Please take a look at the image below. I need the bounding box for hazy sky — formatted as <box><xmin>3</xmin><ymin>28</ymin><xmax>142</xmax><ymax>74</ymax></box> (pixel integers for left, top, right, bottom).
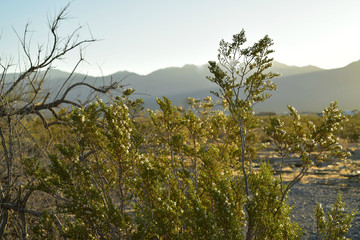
<box><xmin>1</xmin><ymin>0</ymin><xmax>359</xmax><ymax>76</ymax></box>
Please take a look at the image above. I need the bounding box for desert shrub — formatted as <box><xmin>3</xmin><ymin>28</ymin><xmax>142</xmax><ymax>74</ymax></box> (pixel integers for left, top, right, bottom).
<box><xmin>6</xmin><ymin>26</ymin><xmax>355</xmax><ymax>239</ymax></box>
<box><xmin>246</xmin><ymin>162</ymin><xmax>302</xmax><ymax>239</ymax></box>
<box><xmin>315</xmin><ymin>192</ymin><xmax>356</xmax><ymax>240</ymax></box>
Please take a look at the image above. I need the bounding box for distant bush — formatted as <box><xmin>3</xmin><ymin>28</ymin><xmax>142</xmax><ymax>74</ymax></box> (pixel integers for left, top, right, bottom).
<box><xmin>338</xmin><ymin>113</ymin><xmax>360</xmax><ymax>142</ymax></box>
<box><xmin>255</xmin><ymin>112</ymin><xmax>276</xmax><ymax>116</ymax></box>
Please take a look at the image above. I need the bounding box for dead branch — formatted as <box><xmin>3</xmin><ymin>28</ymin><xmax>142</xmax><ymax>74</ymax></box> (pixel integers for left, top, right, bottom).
<box><xmin>0</xmin><ymin>4</ymin><xmax>120</xmax><ymax>238</ymax></box>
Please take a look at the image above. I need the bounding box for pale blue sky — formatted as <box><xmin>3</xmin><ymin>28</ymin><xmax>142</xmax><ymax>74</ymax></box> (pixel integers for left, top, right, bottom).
<box><xmin>1</xmin><ymin>0</ymin><xmax>359</xmax><ymax>76</ymax></box>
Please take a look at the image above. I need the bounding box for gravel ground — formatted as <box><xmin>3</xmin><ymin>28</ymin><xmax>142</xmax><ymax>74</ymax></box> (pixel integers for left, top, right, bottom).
<box><xmin>288</xmin><ymin>181</ymin><xmax>360</xmax><ymax>239</ymax></box>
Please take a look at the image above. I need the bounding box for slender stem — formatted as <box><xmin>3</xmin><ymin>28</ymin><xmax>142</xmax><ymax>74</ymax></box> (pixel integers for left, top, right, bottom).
<box><xmin>0</xmin><ymin>208</ymin><xmax>9</xmax><ymax>237</ymax></box>
<box><xmin>281</xmin><ymin>167</ymin><xmax>309</xmax><ymax>203</ymax></box>
<box><xmin>239</xmin><ymin>122</ymin><xmax>249</xmax><ymax>196</ymax></box>
<box><xmin>20</xmin><ymin>211</ymin><xmax>27</xmax><ymax>240</ymax></box>
<box><xmin>193</xmin><ymin>133</ymin><xmax>198</xmax><ymax>194</ymax></box>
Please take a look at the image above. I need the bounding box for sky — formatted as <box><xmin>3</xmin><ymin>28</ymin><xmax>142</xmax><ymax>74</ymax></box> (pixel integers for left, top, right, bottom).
<box><xmin>1</xmin><ymin>0</ymin><xmax>359</xmax><ymax>76</ymax></box>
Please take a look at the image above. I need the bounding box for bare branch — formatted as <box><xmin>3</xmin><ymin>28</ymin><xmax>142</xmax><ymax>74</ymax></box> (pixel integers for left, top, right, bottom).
<box><xmin>0</xmin><ymin>5</ymin><xmax>122</xmax><ymax>239</ymax></box>
<box><xmin>3</xmin><ymin>4</ymin><xmax>96</xmax><ymax>100</ymax></box>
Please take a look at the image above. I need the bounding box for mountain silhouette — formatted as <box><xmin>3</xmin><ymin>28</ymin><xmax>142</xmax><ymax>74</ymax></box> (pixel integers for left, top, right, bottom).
<box><xmin>257</xmin><ymin>60</ymin><xmax>360</xmax><ymax>113</ymax></box>
<box><xmin>9</xmin><ymin>60</ymin><xmax>359</xmax><ymax>113</ymax></box>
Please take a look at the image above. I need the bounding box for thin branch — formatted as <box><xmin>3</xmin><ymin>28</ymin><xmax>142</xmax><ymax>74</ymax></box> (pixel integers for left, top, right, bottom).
<box><xmin>281</xmin><ymin>167</ymin><xmax>309</xmax><ymax>203</ymax></box>
<box><xmin>3</xmin><ymin>4</ymin><xmax>96</xmax><ymax>100</ymax></box>
<box><xmin>53</xmin><ymin>57</ymin><xmax>83</xmax><ymax>101</ymax></box>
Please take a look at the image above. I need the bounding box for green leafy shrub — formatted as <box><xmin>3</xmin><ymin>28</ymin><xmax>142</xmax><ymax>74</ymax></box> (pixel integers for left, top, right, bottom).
<box><xmin>20</xmin><ymin>30</ymin><xmax>355</xmax><ymax>239</ymax></box>
<box><xmin>315</xmin><ymin>192</ymin><xmax>356</xmax><ymax>240</ymax></box>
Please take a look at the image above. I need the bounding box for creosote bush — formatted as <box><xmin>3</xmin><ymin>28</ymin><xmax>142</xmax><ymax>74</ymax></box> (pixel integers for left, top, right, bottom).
<box><xmin>315</xmin><ymin>192</ymin><xmax>355</xmax><ymax>240</ymax></box>
<box><xmin>26</xmin><ymin>92</ymin><xmax>353</xmax><ymax>239</ymax></box>
<box><xmin>1</xmin><ymin>14</ymin><xmax>355</xmax><ymax>239</ymax></box>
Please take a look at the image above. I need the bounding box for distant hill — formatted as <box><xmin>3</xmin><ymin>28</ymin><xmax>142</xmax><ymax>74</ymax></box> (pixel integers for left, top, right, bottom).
<box><xmin>116</xmin><ymin>61</ymin><xmax>327</xmax><ymax>110</ymax></box>
<box><xmin>6</xmin><ymin>60</ymin><xmax>360</xmax><ymax>113</ymax></box>
<box><xmin>257</xmin><ymin>60</ymin><xmax>360</xmax><ymax>113</ymax></box>
<box><xmin>271</xmin><ymin>61</ymin><xmax>323</xmax><ymax>77</ymax></box>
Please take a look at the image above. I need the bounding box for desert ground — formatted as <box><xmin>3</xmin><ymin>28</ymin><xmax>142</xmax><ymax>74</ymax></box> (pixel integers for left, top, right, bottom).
<box><xmin>259</xmin><ymin>143</ymin><xmax>360</xmax><ymax>239</ymax></box>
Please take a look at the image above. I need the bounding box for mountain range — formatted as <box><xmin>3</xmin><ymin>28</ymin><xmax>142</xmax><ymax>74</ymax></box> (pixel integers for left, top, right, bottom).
<box><xmin>30</xmin><ymin>60</ymin><xmax>360</xmax><ymax>114</ymax></box>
